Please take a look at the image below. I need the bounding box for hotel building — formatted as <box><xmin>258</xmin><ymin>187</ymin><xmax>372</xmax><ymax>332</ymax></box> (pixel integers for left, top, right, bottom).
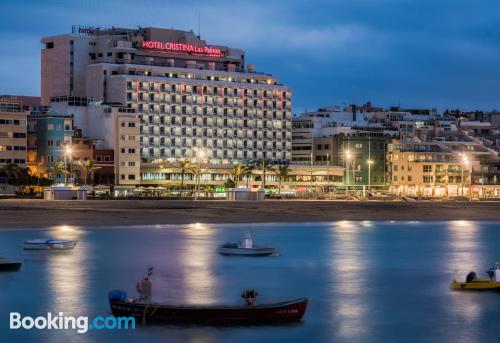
<box><xmin>41</xmin><ymin>26</ymin><xmax>292</xmax><ymax>167</ymax></box>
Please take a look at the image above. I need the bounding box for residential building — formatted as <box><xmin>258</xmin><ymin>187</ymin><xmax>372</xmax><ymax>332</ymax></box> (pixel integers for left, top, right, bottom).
<box><xmin>388</xmin><ymin>141</ymin><xmax>471</xmax><ymax>197</ymax></box>
<box><xmin>0</xmin><ymin>96</ymin><xmax>28</xmax><ymax>194</ymax></box>
<box><xmin>27</xmin><ymin>111</ymin><xmax>73</xmax><ymax>181</ymax></box>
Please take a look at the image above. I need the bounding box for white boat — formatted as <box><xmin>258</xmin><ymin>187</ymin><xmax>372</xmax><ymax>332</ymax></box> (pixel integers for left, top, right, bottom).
<box><xmin>219</xmin><ymin>233</ymin><xmax>279</xmax><ymax>256</ymax></box>
<box><xmin>23</xmin><ymin>239</ymin><xmax>77</xmax><ymax>250</ymax></box>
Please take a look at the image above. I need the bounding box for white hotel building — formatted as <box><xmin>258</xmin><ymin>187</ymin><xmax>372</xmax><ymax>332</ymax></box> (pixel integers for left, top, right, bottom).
<box><xmin>41</xmin><ymin>26</ymin><xmax>292</xmax><ymax>167</ymax></box>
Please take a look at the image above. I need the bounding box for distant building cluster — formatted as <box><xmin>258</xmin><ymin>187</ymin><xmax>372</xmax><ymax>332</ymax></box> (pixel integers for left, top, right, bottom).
<box><xmin>1</xmin><ymin>25</ymin><xmax>499</xmax><ymax>198</ymax></box>
<box><xmin>292</xmin><ymin>103</ymin><xmax>500</xmax><ymax>198</ymax></box>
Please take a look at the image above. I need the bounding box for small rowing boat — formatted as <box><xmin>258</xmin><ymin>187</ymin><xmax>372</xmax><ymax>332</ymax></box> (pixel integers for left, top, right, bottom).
<box><xmin>109</xmin><ymin>290</ymin><xmax>307</xmax><ymax>325</ymax></box>
<box><xmin>23</xmin><ymin>239</ymin><xmax>77</xmax><ymax>250</ymax></box>
<box><xmin>109</xmin><ymin>267</ymin><xmax>307</xmax><ymax>325</ymax></box>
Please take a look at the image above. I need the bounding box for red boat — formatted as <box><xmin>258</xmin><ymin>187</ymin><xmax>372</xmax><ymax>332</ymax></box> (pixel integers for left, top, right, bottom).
<box><xmin>108</xmin><ymin>290</ymin><xmax>308</xmax><ymax>325</ymax></box>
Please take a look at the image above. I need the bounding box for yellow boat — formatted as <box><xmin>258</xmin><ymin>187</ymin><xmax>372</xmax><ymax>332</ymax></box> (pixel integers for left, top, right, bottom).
<box><xmin>451</xmin><ymin>267</ymin><xmax>500</xmax><ymax>290</ymax></box>
<box><xmin>451</xmin><ymin>279</ymin><xmax>500</xmax><ymax>290</ymax></box>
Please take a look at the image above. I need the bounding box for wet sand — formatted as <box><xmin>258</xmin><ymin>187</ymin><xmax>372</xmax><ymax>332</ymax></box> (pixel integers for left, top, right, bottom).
<box><xmin>0</xmin><ymin>199</ymin><xmax>499</xmax><ymax>228</ymax></box>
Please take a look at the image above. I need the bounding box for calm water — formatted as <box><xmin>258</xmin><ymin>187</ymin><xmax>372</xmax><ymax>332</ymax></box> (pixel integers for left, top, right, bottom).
<box><xmin>1</xmin><ymin>221</ymin><xmax>500</xmax><ymax>343</ymax></box>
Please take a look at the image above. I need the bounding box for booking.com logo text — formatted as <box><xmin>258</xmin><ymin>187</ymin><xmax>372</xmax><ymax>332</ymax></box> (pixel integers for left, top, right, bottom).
<box><xmin>10</xmin><ymin>312</ymin><xmax>135</xmax><ymax>334</ymax></box>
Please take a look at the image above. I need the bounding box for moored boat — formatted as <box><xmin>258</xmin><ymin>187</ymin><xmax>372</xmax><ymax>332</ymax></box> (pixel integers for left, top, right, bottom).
<box><xmin>0</xmin><ymin>258</ymin><xmax>22</xmax><ymax>272</ymax></box>
<box><xmin>23</xmin><ymin>239</ymin><xmax>77</xmax><ymax>250</ymax></box>
<box><xmin>108</xmin><ymin>290</ymin><xmax>308</xmax><ymax>325</ymax></box>
<box><xmin>451</xmin><ymin>263</ymin><xmax>500</xmax><ymax>291</ymax></box>
<box><xmin>109</xmin><ymin>268</ymin><xmax>307</xmax><ymax>325</ymax></box>
<box><xmin>218</xmin><ymin>232</ymin><xmax>279</xmax><ymax>256</ymax></box>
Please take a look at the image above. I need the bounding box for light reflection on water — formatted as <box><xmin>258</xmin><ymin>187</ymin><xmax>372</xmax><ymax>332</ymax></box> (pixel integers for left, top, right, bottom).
<box><xmin>446</xmin><ymin>221</ymin><xmax>485</xmax><ymax>341</ymax></box>
<box><xmin>180</xmin><ymin>223</ymin><xmax>218</xmax><ymax>305</ymax></box>
<box><xmin>1</xmin><ymin>222</ymin><xmax>500</xmax><ymax>343</ymax></box>
<box><xmin>330</xmin><ymin>221</ymin><xmax>369</xmax><ymax>340</ymax></box>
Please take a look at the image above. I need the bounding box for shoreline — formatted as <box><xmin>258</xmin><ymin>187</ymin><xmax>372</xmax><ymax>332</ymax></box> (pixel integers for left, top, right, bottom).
<box><xmin>1</xmin><ymin>199</ymin><xmax>500</xmax><ymax>228</ymax></box>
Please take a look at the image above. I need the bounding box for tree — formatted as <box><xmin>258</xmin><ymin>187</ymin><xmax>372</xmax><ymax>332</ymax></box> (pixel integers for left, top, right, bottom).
<box><xmin>203</xmin><ymin>185</ymin><xmax>214</xmax><ymax>198</ymax></box>
<box><xmin>231</xmin><ymin>163</ymin><xmax>250</xmax><ymax>188</ymax></box>
<box><xmin>49</xmin><ymin>161</ymin><xmax>67</xmax><ymax>181</ymax></box>
<box><xmin>76</xmin><ymin>159</ymin><xmax>101</xmax><ymax>185</ymax></box>
<box><xmin>175</xmin><ymin>158</ymin><xmax>191</xmax><ymax>189</ymax></box>
<box><xmin>0</xmin><ymin>164</ymin><xmax>52</xmax><ymax>192</ymax></box>
<box><xmin>243</xmin><ymin>164</ymin><xmax>255</xmax><ymax>188</ymax></box>
<box><xmin>256</xmin><ymin>159</ymin><xmax>274</xmax><ymax>190</ymax></box>
<box><xmin>0</xmin><ymin>163</ymin><xmax>23</xmax><ymax>182</ymax></box>
<box><xmin>224</xmin><ymin>178</ymin><xmax>236</xmax><ymax>189</ymax></box>
<box><xmin>274</xmin><ymin>165</ymin><xmax>290</xmax><ymax>194</ymax></box>
<box><xmin>187</xmin><ymin>164</ymin><xmax>206</xmax><ymax>199</ymax></box>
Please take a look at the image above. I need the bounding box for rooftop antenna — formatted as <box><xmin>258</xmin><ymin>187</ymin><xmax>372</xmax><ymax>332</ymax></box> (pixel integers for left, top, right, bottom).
<box><xmin>198</xmin><ymin>12</ymin><xmax>201</xmax><ymax>38</ymax></box>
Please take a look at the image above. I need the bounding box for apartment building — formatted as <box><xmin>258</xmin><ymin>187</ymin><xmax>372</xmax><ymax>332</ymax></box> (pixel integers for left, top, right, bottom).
<box><xmin>388</xmin><ymin>141</ymin><xmax>470</xmax><ymax>197</ymax></box>
<box><xmin>0</xmin><ymin>97</ymin><xmax>28</xmax><ymax>166</ymax></box>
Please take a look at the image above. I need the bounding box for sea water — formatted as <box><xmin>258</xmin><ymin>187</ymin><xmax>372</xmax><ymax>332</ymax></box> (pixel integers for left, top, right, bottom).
<box><xmin>1</xmin><ymin>221</ymin><xmax>499</xmax><ymax>343</ymax></box>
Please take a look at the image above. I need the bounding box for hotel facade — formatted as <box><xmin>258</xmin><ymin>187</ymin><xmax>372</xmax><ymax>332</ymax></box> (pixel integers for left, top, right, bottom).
<box><xmin>41</xmin><ymin>26</ymin><xmax>292</xmax><ymax>170</ymax></box>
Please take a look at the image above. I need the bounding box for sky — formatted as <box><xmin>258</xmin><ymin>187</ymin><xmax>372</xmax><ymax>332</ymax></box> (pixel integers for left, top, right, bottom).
<box><xmin>0</xmin><ymin>0</ymin><xmax>499</xmax><ymax>113</ymax></box>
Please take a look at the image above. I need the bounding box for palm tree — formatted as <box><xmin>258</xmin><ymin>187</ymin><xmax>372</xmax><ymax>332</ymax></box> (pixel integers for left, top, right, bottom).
<box><xmin>274</xmin><ymin>165</ymin><xmax>290</xmax><ymax>194</ymax></box>
<box><xmin>49</xmin><ymin>161</ymin><xmax>67</xmax><ymax>182</ymax></box>
<box><xmin>76</xmin><ymin>159</ymin><xmax>101</xmax><ymax>185</ymax></box>
<box><xmin>243</xmin><ymin>164</ymin><xmax>255</xmax><ymax>188</ymax></box>
<box><xmin>203</xmin><ymin>185</ymin><xmax>214</xmax><ymax>198</ymax></box>
<box><xmin>175</xmin><ymin>157</ymin><xmax>191</xmax><ymax>189</ymax></box>
<box><xmin>0</xmin><ymin>163</ymin><xmax>23</xmax><ymax>181</ymax></box>
<box><xmin>231</xmin><ymin>163</ymin><xmax>248</xmax><ymax>188</ymax></box>
<box><xmin>187</xmin><ymin>164</ymin><xmax>206</xmax><ymax>199</ymax></box>
<box><xmin>256</xmin><ymin>159</ymin><xmax>274</xmax><ymax>190</ymax></box>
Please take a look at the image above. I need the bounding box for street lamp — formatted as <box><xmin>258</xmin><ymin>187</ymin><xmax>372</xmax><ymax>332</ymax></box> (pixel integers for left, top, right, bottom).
<box><xmin>344</xmin><ymin>149</ymin><xmax>352</xmax><ymax>195</ymax></box>
<box><xmin>64</xmin><ymin>145</ymin><xmax>73</xmax><ymax>186</ymax></box>
<box><xmin>326</xmin><ymin>152</ymin><xmax>330</xmax><ymax>196</ymax></box>
<box><xmin>367</xmin><ymin>159</ymin><xmax>374</xmax><ymax>195</ymax></box>
<box><xmin>193</xmin><ymin>147</ymin><xmax>208</xmax><ymax>199</ymax></box>
<box><xmin>461</xmin><ymin>153</ymin><xmax>469</xmax><ymax>197</ymax></box>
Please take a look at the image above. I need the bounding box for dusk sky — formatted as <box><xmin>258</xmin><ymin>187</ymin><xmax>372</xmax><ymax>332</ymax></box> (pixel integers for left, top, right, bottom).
<box><xmin>1</xmin><ymin>0</ymin><xmax>499</xmax><ymax>113</ymax></box>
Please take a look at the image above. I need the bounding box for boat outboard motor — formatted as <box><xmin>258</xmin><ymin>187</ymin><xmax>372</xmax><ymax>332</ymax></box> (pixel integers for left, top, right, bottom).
<box><xmin>109</xmin><ymin>290</ymin><xmax>127</xmax><ymax>303</ymax></box>
<box><xmin>487</xmin><ymin>263</ymin><xmax>500</xmax><ymax>281</ymax></box>
<box><xmin>241</xmin><ymin>289</ymin><xmax>258</xmax><ymax>306</ymax></box>
<box><xmin>466</xmin><ymin>271</ymin><xmax>478</xmax><ymax>283</ymax></box>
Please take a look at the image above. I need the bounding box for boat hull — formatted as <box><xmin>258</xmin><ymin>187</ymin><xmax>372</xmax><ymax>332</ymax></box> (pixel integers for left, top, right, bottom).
<box><xmin>109</xmin><ymin>297</ymin><xmax>308</xmax><ymax>325</ymax></box>
<box><xmin>450</xmin><ymin>279</ymin><xmax>500</xmax><ymax>290</ymax></box>
<box><xmin>24</xmin><ymin>240</ymin><xmax>77</xmax><ymax>250</ymax></box>
<box><xmin>0</xmin><ymin>261</ymin><xmax>22</xmax><ymax>272</ymax></box>
<box><xmin>218</xmin><ymin>247</ymin><xmax>279</xmax><ymax>256</ymax></box>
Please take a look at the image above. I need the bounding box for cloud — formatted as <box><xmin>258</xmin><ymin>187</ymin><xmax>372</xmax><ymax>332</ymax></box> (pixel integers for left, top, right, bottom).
<box><xmin>0</xmin><ymin>0</ymin><xmax>499</xmax><ymax>111</ymax></box>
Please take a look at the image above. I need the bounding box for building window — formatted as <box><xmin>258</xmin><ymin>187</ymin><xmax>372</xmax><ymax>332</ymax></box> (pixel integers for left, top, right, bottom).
<box><xmin>423</xmin><ymin>165</ymin><xmax>432</xmax><ymax>173</ymax></box>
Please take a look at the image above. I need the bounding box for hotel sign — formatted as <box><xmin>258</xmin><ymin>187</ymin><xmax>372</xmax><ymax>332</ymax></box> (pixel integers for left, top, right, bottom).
<box><xmin>142</xmin><ymin>41</ymin><xmax>223</xmax><ymax>58</ymax></box>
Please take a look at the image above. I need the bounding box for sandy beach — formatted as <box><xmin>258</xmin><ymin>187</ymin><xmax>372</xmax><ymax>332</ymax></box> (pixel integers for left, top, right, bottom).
<box><xmin>0</xmin><ymin>199</ymin><xmax>499</xmax><ymax>228</ymax></box>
